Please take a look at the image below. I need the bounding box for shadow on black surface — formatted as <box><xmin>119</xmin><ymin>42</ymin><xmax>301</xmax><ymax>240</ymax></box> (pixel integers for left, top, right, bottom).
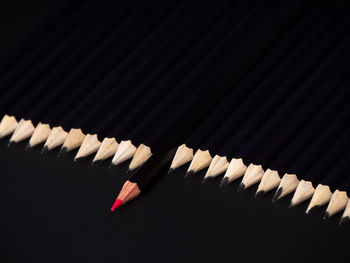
<box><xmin>0</xmin><ymin>139</ymin><xmax>348</xmax><ymax>263</ymax></box>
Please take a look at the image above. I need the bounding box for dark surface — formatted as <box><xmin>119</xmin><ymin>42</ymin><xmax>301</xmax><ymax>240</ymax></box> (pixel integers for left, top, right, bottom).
<box><xmin>0</xmin><ymin>138</ymin><xmax>348</xmax><ymax>263</ymax></box>
<box><xmin>0</xmin><ymin>1</ymin><xmax>349</xmax><ymax>263</ymax></box>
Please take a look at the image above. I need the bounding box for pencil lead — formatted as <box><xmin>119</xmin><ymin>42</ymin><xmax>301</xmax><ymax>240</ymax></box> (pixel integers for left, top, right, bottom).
<box><xmin>57</xmin><ymin>147</ymin><xmax>67</xmax><ymax>157</ymax></box>
<box><xmin>339</xmin><ymin>216</ymin><xmax>350</xmax><ymax>225</ymax></box>
<box><xmin>272</xmin><ymin>173</ymin><xmax>299</xmax><ymax>202</ymax></box>
<box><xmin>240</xmin><ymin>163</ymin><xmax>264</xmax><ymax>190</ymax></box>
<box><xmin>111</xmin><ymin>198</ymin><xmax>123</xmax><ymax>211</ymax></box>
<box><xmin>325</xmin><ymin>190</ymin><xmax>348</xmax><ymax>219</ymax></box>
<box><xmin>202</xmin><ymin>177</ymin><xmax>209</xmax><ymax>184</ymax></box>
<box><xmin>323</xmin><ymin>212</ymin><xmax>329</xmax><ymax>220</ymax></box>
<box><xmin>169</xmin><ymin>144</ymin><xmax>194</xmax><ymax>172</ymax></box>
<box><xmin>9</xmin><ymin>119</ymin><xmax>35</xmax><ymax>144</ymax></box>
<box><xmin>25</xmin><ymin>143</ymin><xmax>30</xmax><ymax>150</ymax></box>
<box><xmin>306</xmin><ymin>205</ymin><xmax>320</xmax><ymax>215</ymax></box>
<box><xmin>255</xmin><ymin>190</ymin><xmax>265</xmax><ymax>198</ymax></box>
<box><xmin>340</xmin><ymin>200</ymin><xmax>350</xmax><ymax>225</ymax></box>
<box><xmin>0</xmin><ymin>115</ymin><xmax>18</xmax><ymax>139</ymax></box>
<box><xmin>306</xmin><ymin>184</ymin><xmax>332</xmax><ymax>214</ymax></box>
<box><xmin>219</xmin><ymin>177</ymin><xmax>229</xmax><ymax>187</ymax></box>
<box><xmin>256</xmin><ymin>169</ymin><xmax>280</xmax><ymax>195</ymax></box>
<box><xmin>272</xmin><ymin>188</ymin><xmax>283</xmax><ymax>203</ymax></box>
<box><xmin>129</xmin><ymin>144</ymin><xmax>152</xmax><ymax>171</ymax></box>
<box><xmin>204</xmin><ymin>155</ymin><xmax>229</xmax><ymax>181</ymax></box>
<box><xmin>110</xmin><ymin>181</ymin><xmax>141</xmax><ymax>212</ymax></box>
<box><xmin>93</xmin><ymin>137</ymin><xmax>118</xmax><ymax>163</ymax></box>
<box><xmin>186</xmin><ymin>149</ymin><xmax>212</xmax><ymax>175</ymax></box>
<box><xmin>61</xmin><ymin>128</ymin><xmax>86</xmax><ymax>153</ymax></box>
<box><xmin>168</xmin><ymin>168</ymin><xmax>174</xmax><ymax>175</ymax></box>
<box><xmin>238</xmin><ymin>183</ymin><xmax>245</xmax><ymax>192</ymax></box>
<box><xmin>74</xmin><ymin>134</ymin><xmax>101</xmax><ymax>160</ymax></box>
<box><xmin>184</xmin><ymin>170</ymin><xmax>194</xmax><ymax>178</ymax></box>
<box><xmin>28</xmin><ymin>123</ymin><xmax>51</xmax><ymax>148</ymax></box>
<box><xmin>111</xmin><ymin>140</ymin><xmax>137</xmax><ymax>166</ymax></box>
<box><xmin>41</xmin><ymin>145</ymin><xmax>49</xmax><ymax>154</ymax></box>
<box><xmin>7</xmin><ymin>141</ymin><xmax>15</xmax><ymax>147</ymax></box>
<box><xmin>43</xmin><ymin>126</ymin><xmax>68</xmax><ymax>151</ymax></box>
<box><xmin>290</xmin><ymin>180</ymin><xmax>315</xmax><ymax>208</ymax></box>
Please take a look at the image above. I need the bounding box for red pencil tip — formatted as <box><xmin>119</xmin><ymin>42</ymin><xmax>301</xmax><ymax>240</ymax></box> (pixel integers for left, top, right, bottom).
<box><xmin>110</xmin><ymin>198</ymin><xmax>123</xmax><ymax>211</ymax></box>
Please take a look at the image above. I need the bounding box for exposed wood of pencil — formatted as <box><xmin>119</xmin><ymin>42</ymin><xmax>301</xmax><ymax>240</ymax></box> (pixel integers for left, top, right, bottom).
<box><xmin>220</xmin><ymin>158</ymin><xmax>247</xmax><ymax>186</ymax></box>
<box><xmin>169</xmin><ymin>144</ymin><xmax>193</xmax><ymax>172</ymax></box>
<box><xmin>28</xmin><ymin>122</ymin><xmax>51</xmax><ymax>147</ymax></box>
<box><xmin>239</xmin><ymin>163</ymin><xmax>264</xmax><ymax>191</ymax></box>
<box><xmin>256</xmin><ymin>169</ymin><xmax>280</xmax><ymax>197</ymax></box>
<box><xmin>92</xmin><ymin>137</ymin><xmax>119</xmax><ymax>163</ymax></box>
<box><xmin>43</xmin><ymin>126</ymin><xmax>68</xmax><ymax>152</ymax></box>
<box><xmin>290</xmin><ymin>180</ymin><xmax>315</xmax><ymax>208</ymax></box>
<box><xmin>203</xmin><ymin>155</ymin><xmax>229</xmax><ymax>181</ymax></box>
<box><xmin>272</xmin><ymin>173</ymin><xmax>299</xmax><ymax>203</ymax></box>
<box><xmin>111</xmin><ymin>140</ymin><xmax>137</xmax><ymax>166</ymax></box>
<box><xmin>9</xmin><ymin>119</ymin><xmax>35</xmax><ymax>144</ymax></box>
<box><xmin>61</xmin><ymin>128</ymin><xmax>86</xmax><ymax>153</ymax></box>
<box><xmin>128</xmin><ymin>144</ymin><xmax>153</xmax><ymax>172</ymax></box>
<box><xmin>74</xmin><ymin>134</ymin><xmax>101</xmax><ymax>161</ymax></box>
<box><xmin>324</xmin><ymin>190</ymin><xmax>349</xmax><ymax>219</ymax></box>
<box><xmin>305</xmin><ymin>184</ymin><xmax>332</xmax><ymax>214</ymax></box>
<box><xmin>186</xmin><ymin>149</ymin><xmax>212</xmax><ymax>176</ymax></box>
<box><xmin>0</xmin><ymin>115</ymin><xmax>18</xmax><ymax>138</ymax></box>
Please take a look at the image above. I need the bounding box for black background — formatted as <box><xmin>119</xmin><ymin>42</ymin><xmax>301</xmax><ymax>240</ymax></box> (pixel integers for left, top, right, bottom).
<box><xmin>0</xmin><ymin>1</ymin><xmax>349</xmax><ymax>263</ymax></box>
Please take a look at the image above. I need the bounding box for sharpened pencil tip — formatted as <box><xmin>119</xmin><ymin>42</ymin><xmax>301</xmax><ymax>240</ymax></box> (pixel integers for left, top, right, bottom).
<box><xmin>219</xmin><ymin>177</ymin><xmax>229</xmax><ymax>187</ymax></box>
<box><xmin>202</xmin><ymin>177</ymin><xmax>208</xmax><ymax>184</ymax></box>
<box><xmin>272</xmin><ymin>187</ymin><xmax>283</xmax><ymax>203</ymax></box>
<box><xmin>238</xmin><ymin>183</ymin><xmax>245</xmax><ymax>192</ymax></box>
<box><xmin>255</xmin><ymin>190</ymin><xmax>265</xmax><ymax>198</ymax></box>
<box><xmin>126</xmin><ymin>168</ymin><xmax>131</xmax><ymax>174</ymax></box>
<box><xmin>57</xmin><ymin>147</ymin><xmax>67</xmax><ymax>157</ymax></box>
<box><xmin>7</xmin><ymin>141</ymin><xmax>15</xmax><ymax>147</ymax></box>
<box><xmin>289</xmin><ymin>202</ymin><xmax>294</xmax><ymax>209</ymax></box>
<box><xmin>339</xmin><ymin>216</ymin><xmax>350</xmax><ymax>226</ymax></box>
<box><xmin>25</xmin><ymin>143</ymin><xmax>30</xmax><ymax>151</ymax></box>
<box><xmin>108</xmin><ymin>162</ymin><xmax>114</xmax><ymax>169</ymax></box>
<box><xmin>323</xmin><ymin>212</ymin><xmax>330</xmax><ymax>220</ymax></box>
<box><xmin>168</xmin><ymin>168</ymin><xmax>174</xmax><ymax>175</ymax></box>
<box><xmin>110</xmin><ymin>198</ymin><xmax>123</xmax><ymax>211</ymax></box>
<box><xmin>41</xmin><ymin>146</ymin><xmax>48</xmax><ymax>154</ymax></box>
<box><xmin>306</xmin><ymin>205</ymin><xmax>319</xmax><ymax>215</ymax></box>
<box><xmin>184</xmin><ymin>170</ymin><xmax>194</xmax><ymax>178</ymax></box>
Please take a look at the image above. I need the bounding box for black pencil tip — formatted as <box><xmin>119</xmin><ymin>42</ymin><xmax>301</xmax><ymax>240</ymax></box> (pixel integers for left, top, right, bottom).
<box><xmin>219</xmin><ymin>177</ymin><xmax>229</xmax><ymax>187</ymax></box>
<box><xmin>108</xmin><ymin>163</ymin><xmax>114</xmax><ymax>169</ymax></box>
<box><xmin>307</xmin><ymin>205</ymin><xmax>320</xmax><ymax>215</ymax></box>
<box><xmin>7</xmin><ymin>141</ymin><xmax>15</xmax><ymax>147</ymax></box>
<box><xmin>184</xmin><ymin>170</ymin><xmax>194</xmax><ymax>178</ymax></box>
<box><xmin>57</xmin><ymin>147</ymin><xmax>67</xmax><ymax>157</ymax></box>
<box><xmin>237</xmin><ymin>183</ymin><xmax>245</xmax><ymax>192</ymax></box>
<box><xmin>272</xmin><ymin>188</ymin><xmax>283</xmax><ymax>203</ymax></box>
<box><xmin>126</xmin><ymin>168</ymin><xmax>133</xmax><ymax>174</ymax></box>
<box><xmin>339</xmin><ymin>216</ymin><xmax>350</xmax><ymax>226</ymax></box>
<box><xmin>202</xmin><ymin>177</ymin><xmax>208</xmax><ymax>184</ymax></box>
<box><xmin>255</xmin><ymin>190</ymin><xmax>265</xmax><ymax>198</ymax></box>
<box><xmin>289</xmin><ymin>202</ymin><xmax>294</xmax><ymax>209</ymax></box>
<box><xmin>323</xmin><ymin>212</ymin><xmax>330</xmax><ymax>220</ymax></box>
<box><xmin>168</xmin><ymin>168</ymin><xmax>174</xmax><ymax>175</ymax></box>
<box><xmin>41</xmin><ymin>146</ymin><xmax>48</xmax><ymax>154</ymax></box>
<box><xmin>25</xmin><ymin>143</ymin><xmax>31</xmax><ymax>151</ymax></box>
